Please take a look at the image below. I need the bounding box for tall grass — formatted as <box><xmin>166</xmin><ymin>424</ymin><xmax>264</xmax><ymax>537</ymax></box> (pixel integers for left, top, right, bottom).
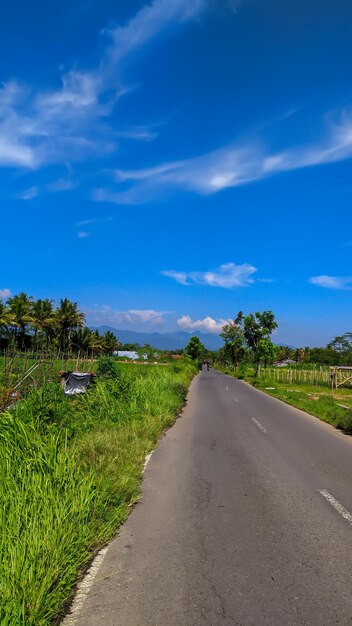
<box><xmin>0</xmin><ymin>360</ymin><xmax>196</xmax><ymax>625</ymax></box>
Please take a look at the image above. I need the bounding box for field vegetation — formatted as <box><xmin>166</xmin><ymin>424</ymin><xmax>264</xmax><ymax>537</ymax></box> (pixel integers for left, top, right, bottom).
<box><xmin>215</xmin><ymin>311</ymin><xmax>352</xmax><ymax>433</ymax></box>
<box><xmin>0</xmin><ymin>358</ymin><xmax>196</xmax><ymax>625</ymax></box>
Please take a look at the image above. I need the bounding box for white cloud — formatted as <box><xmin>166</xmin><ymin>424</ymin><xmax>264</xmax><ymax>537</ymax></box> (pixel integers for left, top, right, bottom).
<box><xmin>177</xmin><ymin>315</ymin><xmax>231</xmax><ymax>334</ymax></box>
<box><xmin>0</xmin><ymin>288</ymin><xmax>11</xmax><ymax>299</ymax></box>
<box><xmin>16</xmin><ymin>186</ymin><xmax>38</xmax><ymax>200</ymax></box>
<box><xmin>0</xmin><ymin>0</ymin><xmax>206</xmax><ymax>170</ymax></box>
<box><xmin>85</xmin><ymin>305</ymin><xmax>168</xmax><ymax>329</ymax></box>
<box><xmin>161</xmin><ymin>270</ymin><xmax>189</xmax><ymax>286</ymax></box>
<box><xmin>162</xmin><ymin>262</ymin><xmax>257</xmax><ymax>288</ymax></box>
<box><xmin>309</xmin><ymin>275</ymin><xmax>352</xmax><ymax>290</ymax></box>
<box><xmin>76</xmin><ymin>216</ymin><xmax>114</xmax><ymax>226</ymax></box>
<box><xmin>46</xmin><ymin>178</ymin><xmax>76</xmax><ymax>192</ymax></box>
<box><xmin>77</xmin><ymin>231</ymin><xmax>90</xmax><ymax>238</ymax></box>
<box><xmin>77</xmin><ymin>219</ymin><xmax>96</xmax><ymax>226</ymax></box>
<box><xmin>95</xmin><ymin>109</ymin><xmax>352</xmax><ymax>204</ymax></box>
<box><xmin>127</xmin><ymin>309</ymin><xmax>167</xmax><ymax>325</ymax></box>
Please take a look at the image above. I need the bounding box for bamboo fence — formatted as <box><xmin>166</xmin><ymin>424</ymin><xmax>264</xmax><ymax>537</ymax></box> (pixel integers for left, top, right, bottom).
<box><xmin>259</xmin><ymin>367</ymin><xmax>331</xmax><ymax>386</ymax></box>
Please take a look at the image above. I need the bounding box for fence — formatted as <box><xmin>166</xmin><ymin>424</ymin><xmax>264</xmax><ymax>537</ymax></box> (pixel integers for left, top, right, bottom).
<box><xmin>258</xmin><ymin>367</ymin><xmax>331</xmax><ymax>386</ymax></box>
<box><xmin>0</xmin><ymin>351</ymin><xmax>97</xmax><ymax>410</ymax></box>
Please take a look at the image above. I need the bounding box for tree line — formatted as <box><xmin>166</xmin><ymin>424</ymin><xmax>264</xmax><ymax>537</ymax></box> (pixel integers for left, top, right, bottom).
<box><xmin>2</xmin><ymin>295</ymin><xmax>351</xmax><ymax>366</ymax></box>
<box><xmin>185</xmin><ymin>310</ymin><xmax>352</xmax><ymax>370</ymax></box>
<box><xmin>0</xmin><ymin>293</ymin><xmax>119</xmax><ymax>355</ymax></box>
<box><xmin>183</xmin><ymin>310</ymin><xmax>278</xmax><ymax>374</ymax></box>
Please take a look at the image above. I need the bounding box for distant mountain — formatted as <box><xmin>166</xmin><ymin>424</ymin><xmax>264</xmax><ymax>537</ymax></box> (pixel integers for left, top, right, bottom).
<box><xmin>91</xmin><ymin>326</ymin><xmax>223</xmax><ymax>351</ymax></box>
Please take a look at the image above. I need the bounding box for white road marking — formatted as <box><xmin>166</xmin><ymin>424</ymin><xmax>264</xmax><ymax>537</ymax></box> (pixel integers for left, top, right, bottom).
<box><xmin>143</xmin><ymin>450</ymin><xmax>154</xmax><ymax>474</ymax></box>
<box><xmin>233</xmin><ymin>395</ymin><xmax>239</xmax><ymax>403</ymax></box>
<box><xmin>226</xmin><ymin>386</ymin><xmax>229</xmax><ymax>391</ymax></box>
<box><xmin>61</xmin><ymin>546</ymin><xmax>109</xmax><ymax>625</ymax></box>
<box><xmin>319</xmin><ymin>489</ymin><xmax>352</xmax><ymax>526</ymax></box>
<box><xmin>251</xmin><ymin>418</ymin><xmax>267</xmax><ymax>434</ymax></box>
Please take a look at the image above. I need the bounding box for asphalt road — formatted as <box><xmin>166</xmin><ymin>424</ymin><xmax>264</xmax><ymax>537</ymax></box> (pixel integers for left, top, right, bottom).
<box><xmin>69</xmin><ymin>369</ymin><xmax>352</xmax><ymax>625</ymax></box>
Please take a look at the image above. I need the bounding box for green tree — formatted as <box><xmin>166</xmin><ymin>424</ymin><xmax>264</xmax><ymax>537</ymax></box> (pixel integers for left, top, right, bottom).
<box><xmin>7</xmin><ymin>292</ymin><xmax>34</xmax><ymax>350</ymax></box>
<box><xmin>243</xmin><ymin>310</ymin><xmax>278</xmax><ymax>375</ymax></box>
<box><xmin>185</xmin><ymin>336</ymin><xmax>205</xmax><ymax>362</ymax></box>
<box><xmin>71</xmin><ymin>328</ymin><xmax>95</xmax><ymax>354</ymax></box>
<box><xmin>327</xmin><ymin>333</ymin><xmax>352</xmax><ymax>365</ymax></box>
<box><xmin>32</xmin><ymin>298</ymin><xmax>55</xmax><ymax>350</ymax></box>
<box><xmin>0</xmin><ymin>299</ymin><xmax>13</xmax><ymax>333</ymax></box>
<box><xmin>55</xmin><ymin>298</ymin><xmax>85</xmax><ymax>353</ymax></box>
<box><xmin>257</xmin><ymin>338</ymin><xmax>276</xmax><ymax>368</ymax></box>
<box><xmin>102</xmin><ymin>330</ymin><xmax>119</xmax><ymax>355</ymax></box>
<box><xmin>220</xmin><ymin>311</ymin><xmax>245</xmax><ymax>368</ymax></box>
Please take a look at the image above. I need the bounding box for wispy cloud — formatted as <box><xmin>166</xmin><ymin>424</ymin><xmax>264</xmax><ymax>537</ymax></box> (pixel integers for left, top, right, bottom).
<box><xmin>162</xmin><ymin>262</ymin><xmax>257</xmax><ymax>288</ymax></box>
<box><xmin>0</xmin><ymin>0</ymin><xmax>206</xmax><ymax>170</ymax></box>
<box><xmin>85</xmin><ymin>305</ymin><xmax>169</xmax><ymax>329</ymax></box>
<box><xmin>16</xmin><ymin>186</ymin><xmax>38</xmax><ymax>200</ymax></box>
<box><xmin>46</xmin><ymin>178</ymin><xmax>76</xmax><ymax>192</ymax></box>
<box><xmin>77</xmin><ymin>231</ymin><xmax>91</xmax><ymax>239</ymax></box>
<box><xmin>177</xmin><ymin>314</ymin><xmax>231</xmax><ymax>334</ymax></box>
<box><xmin>309</xmin><ymin>275</ymin><xmax>352</xmax><ymax>290</ymax></box>
<box><xmin>94</xmin><ymin>109</ymin><xmax>352</xmax><ymax>204</ymax></box>
<box><xmin>76</xmin><ymin>216</ymin><xmax>114</xmax><ymax>226</ymax></box>
<box><xmin>77</xmin><ymin>219</ymin><xmax>96</xmax><ymax>227</ymax></box>
<box><xmin>0</xmin><ymin>288</ymin><xmax>12</xmax><ymax>299</ymax></box>
<box><xmin>16</xmin><ymin>178</ymin><xmax>75</xmax><ymax>200</ymax></box>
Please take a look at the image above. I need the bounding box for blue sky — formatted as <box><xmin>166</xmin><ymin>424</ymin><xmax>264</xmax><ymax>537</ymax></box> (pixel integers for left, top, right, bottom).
<box><xmin>1</xmin><ymin>0</ymin><xmax>352</xmax><ymax>346</ymax></box>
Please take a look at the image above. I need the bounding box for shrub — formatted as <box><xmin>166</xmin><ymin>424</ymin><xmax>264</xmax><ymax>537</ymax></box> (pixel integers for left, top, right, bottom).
<box><xmin>333</xmin><ymin>409</ymin><xmax>352</xmax><ymax>433</ymax></box>
<box><xmin>96</xmin><ymin>356</ymin><xmax>117</xmax><ymax>379</ymax></box>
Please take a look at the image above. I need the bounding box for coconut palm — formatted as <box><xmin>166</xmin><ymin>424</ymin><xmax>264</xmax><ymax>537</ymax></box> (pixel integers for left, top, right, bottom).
<box><xmin>71</xmin><ymin>328</ymin><xmax>96</xmax><ymax>355</ymax></box>
<box><xmin>0</xmin><ymin>300</ymin><xmax>13</xmax><ymax>331</ymax></box>
<box><xmin>55</xmin><ymin>298</ymin><xmax>85</xmax><ymax>353</ymax></box>
<box><xmin>102</xmin><ymin>330</ymin><xmax>119</xmax><ymax>355</ymax></box>
<box><xmin>7</xmin><ymin>292</ymin><xmax>34</xmax><ymax>350</ymax></box>
<box><xmin>31</xmin><ymin>299</ymin><xmax>56</xmax><ymax>350</ymax></box>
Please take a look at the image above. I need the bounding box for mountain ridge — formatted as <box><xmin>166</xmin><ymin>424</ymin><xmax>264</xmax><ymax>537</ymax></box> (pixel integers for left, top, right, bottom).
<box><xmin>90</xmin><ymin>325</ymin><xmax>223</xmax><ymax>350</ymax></box>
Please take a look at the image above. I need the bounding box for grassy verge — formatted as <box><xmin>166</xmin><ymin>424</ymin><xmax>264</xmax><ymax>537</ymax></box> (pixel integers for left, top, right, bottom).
<box><xmin>0</xmin><ymin>360</ymin><xmax>196</xmax><ymax>625</ymax></box>
<box><xmin>219</xmin><ymin>367</ymin><xmax>352</xmax><ymax>433</ymax></box>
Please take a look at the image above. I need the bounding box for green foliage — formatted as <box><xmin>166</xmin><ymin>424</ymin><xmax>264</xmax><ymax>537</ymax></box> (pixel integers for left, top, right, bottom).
<box><xmin>221</xmin><ymin>364</ymin><xmax>352</xmax><ymax>436</ymax></box>
<box><xmin>220</xmin><ymin>312</ymin><xmax>245</xmax><ymax>367</ymax></box>
<box><xmin>184</xmin><ymin>335</ymin><xmax>205</xmax><ymax>361</ymax></box>
<box><xmin>243</xmin><ymin>310</ymin><xmax>277</xmax><ymax>354</ymax></box>
<box><xmin>0</xmin><ymin>361</ymin><xmax>197</xmax><ymax>624</ymax></box>
<box><xmin>218</xmin><ymin>310</ymin><xmax>278</xmax><ymax>373</ymax></box>
<box><xmin>96</xmin><ymin>355</ymin><xmax>117</xmax><ymax>379</ymax></box>
<box><xmin>0</xmin><ymin>412</ymin><xmax>96</xmax><ymax>626</ymax></box>
<box><xmin>257</xmin><ymin>338</ymin><xmax>275</xmax><ymax>367</ymax></box>
<box><xmin>333</xmin><ymin>409</ymin><xmax>352</xmax><ymax>433</ymax></box>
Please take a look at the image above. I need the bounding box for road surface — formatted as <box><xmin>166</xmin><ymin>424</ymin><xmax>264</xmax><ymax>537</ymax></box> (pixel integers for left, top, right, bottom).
<box><xmin>67</xmin><ymin>369</ymin><xmax>352</xmax><ymax>625</ymax></box>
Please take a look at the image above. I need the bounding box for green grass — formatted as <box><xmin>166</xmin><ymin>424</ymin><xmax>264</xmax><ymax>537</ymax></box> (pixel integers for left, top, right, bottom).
<box><xmin>220</xmin><ymin>366</ymin><xmax>352</xmax><ymax>433</ymax></box>
<box><xmin>0</xmin><ymin>360</ymin><xmax>196</xmax><ymax>625</ymax></box>
<box><xmin>0</xmin><ymin>355</ymin><xmax>98</xmax><ymax>410</ymax></box>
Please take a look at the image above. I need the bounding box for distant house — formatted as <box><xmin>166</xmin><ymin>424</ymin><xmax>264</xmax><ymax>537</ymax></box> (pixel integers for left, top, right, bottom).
<box><xmin>115</xmin><ymin>350</ymin><xmax>147</xmax><ymax>360</ymax></box>
<box><xmin>273</xmin><ymin>359</ymin><xmax>296</xmax><ymax>367</ymax></box>
<box><xmin>115</xmin><ymin>350</ymin><xmax>139</xmax><ymax>360</ymax></box>
<box><xmin>171</xmin><ymin>354</ymin><xmax>182</xmax><ymax>360</ymax></box>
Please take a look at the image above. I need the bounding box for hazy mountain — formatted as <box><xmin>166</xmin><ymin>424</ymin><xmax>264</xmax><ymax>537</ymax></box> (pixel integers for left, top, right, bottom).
<box><xmin>91</xmin><ymin>326</ymin><xmax>223</xmax><ymax>350</ymax></box>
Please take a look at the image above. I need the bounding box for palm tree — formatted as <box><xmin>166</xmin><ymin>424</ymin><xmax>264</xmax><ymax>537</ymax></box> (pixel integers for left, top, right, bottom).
<box><xmin>90</xmin><ymin>330</ymin><xmax>105</xmax><ymax>356</ymax></box>
<box><xmin>55</xmin><ymin>298</ymin><xmax>85</xmax><ymax>354</ymax></box>
<box><xmin>0</xmin><ymin>300</ymin><xmax>13</xmax><ymax>330</ymax></box>
<box><xmin>72</xmin><ymin>328</ymin><xmax>96</xmax><ymax>355</ymax></box>
<box><xmin>102</xmin><ymin>330</ymin><xmax>119</xmax><ymax>355</ymax></box>
<box><xmin>0</xmin><ymin>301</ymin><xmax>14</xmax><ymax>350</ymax></box>
<box><xmin>31</xmin><ymin>299</ymin><xmax>55</xmax><ymax>350</ymax></box>
<box><xmin>7</xmin><ymin>292</ymin><xmax>33</xmax><ymax>350</ymax></box>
